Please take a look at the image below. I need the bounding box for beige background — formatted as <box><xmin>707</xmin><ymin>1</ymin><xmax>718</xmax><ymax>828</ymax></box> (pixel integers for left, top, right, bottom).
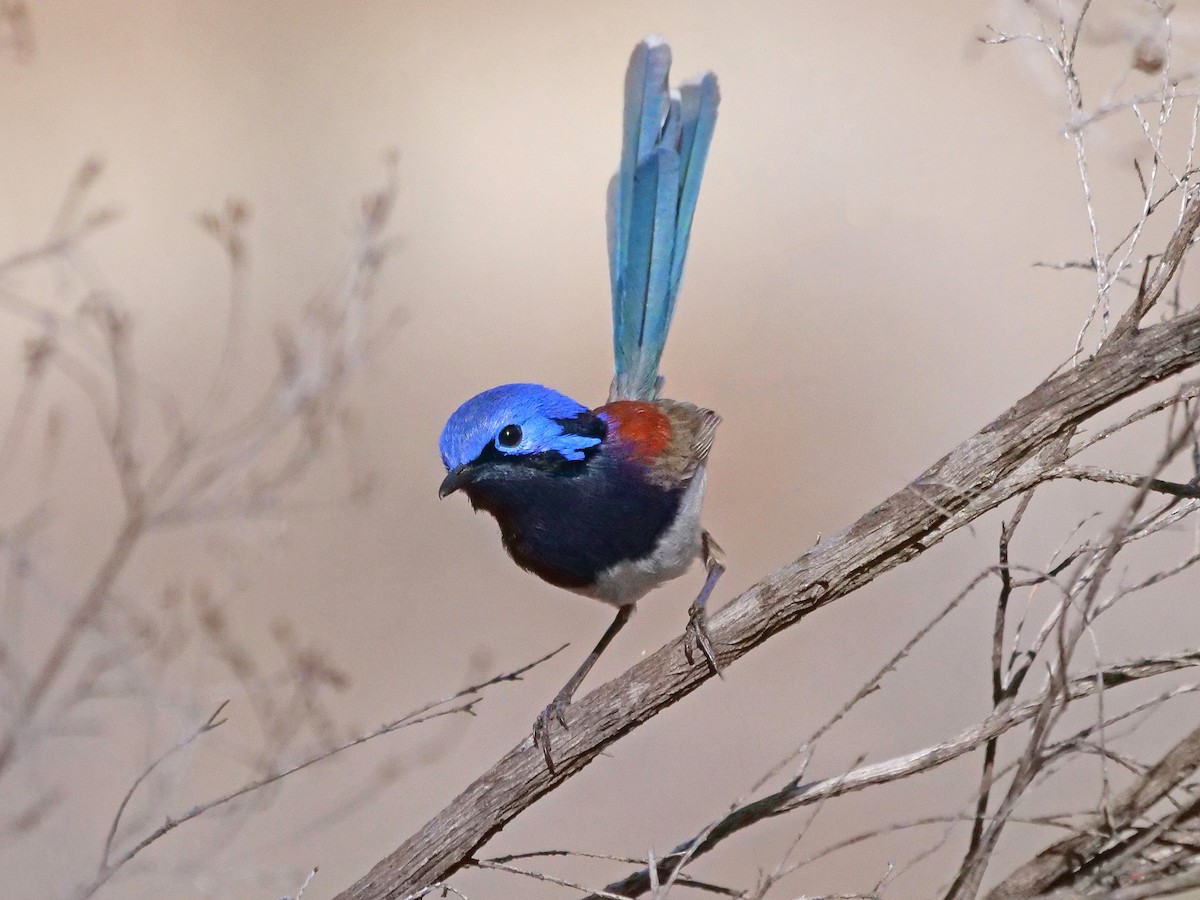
<box><xmin>3</xmin><ymin>2</ymin><xmax>1197</xmax><ymax>898</ymax></box>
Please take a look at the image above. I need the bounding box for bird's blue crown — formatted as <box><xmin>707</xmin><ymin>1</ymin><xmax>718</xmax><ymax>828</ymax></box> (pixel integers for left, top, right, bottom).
<box><xmin>439</xmin><ymin>383</ymin><xmax>602</xmax><ymax>470</ymax></box>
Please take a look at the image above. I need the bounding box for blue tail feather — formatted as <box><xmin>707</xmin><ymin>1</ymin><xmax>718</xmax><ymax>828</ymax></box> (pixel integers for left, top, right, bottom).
<box><xmin>671</xmin><ymin>73</ymin><xmax>719</xmax><ymax>301</ymax></box>
<box><xmin>607</xmin><ymin>39</ymin><xmax>719</xmax><ymax>401</ymax></box>
<box><xmin>609</xmin><ymin>39</ymin><xmax>671</xmax><ymax>312</ymax></box>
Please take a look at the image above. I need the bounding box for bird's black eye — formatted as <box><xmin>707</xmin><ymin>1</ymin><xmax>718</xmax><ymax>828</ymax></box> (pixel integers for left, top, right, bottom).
<box><xmin>498</xmin><ymin>424</ymin><xmax>522</xmax><ymax>447</ymax></box>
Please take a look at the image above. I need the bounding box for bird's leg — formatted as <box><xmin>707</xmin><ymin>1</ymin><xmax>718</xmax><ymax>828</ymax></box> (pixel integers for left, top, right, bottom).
<box><xmin>684</xmin><ymin>530</ymin><xmax>725</xmax><ymax>675</ymax></box>
<box><xmin>533</xmin><ymin>604</ymin><xmax>633</xmax><ymax>771</ymax></box>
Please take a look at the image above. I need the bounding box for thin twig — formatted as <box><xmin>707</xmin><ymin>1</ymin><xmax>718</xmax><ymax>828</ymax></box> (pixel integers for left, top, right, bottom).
<box><xmin>101</xmin><ymin>700</ymin><xmax>229</xmax><ymax>868</ymax></box>
<box><xmin>76</xmin><ymin>646</ymin><xmax>565</xmax><ymax>899</ymax></box>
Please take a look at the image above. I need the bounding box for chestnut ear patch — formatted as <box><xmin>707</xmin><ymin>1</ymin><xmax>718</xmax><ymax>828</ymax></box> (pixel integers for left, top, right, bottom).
<box><xmin>598</xmin><ymin>401</ymin><xmax>672</xmax><ymax>461</ymax></box>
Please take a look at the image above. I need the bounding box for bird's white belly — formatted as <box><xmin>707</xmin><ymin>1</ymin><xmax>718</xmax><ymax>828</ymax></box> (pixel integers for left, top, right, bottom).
<box><xmin>585</xmin><ymin>468</ymin><xmax>708</xmax><ymax>607</ymax></box>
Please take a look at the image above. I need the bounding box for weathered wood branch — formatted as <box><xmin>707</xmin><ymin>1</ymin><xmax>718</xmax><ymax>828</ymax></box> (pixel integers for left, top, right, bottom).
<box><xmin>336</xmin><ymin>196</ymin><xmax>1200</xmax><ymax>900</ymax></box>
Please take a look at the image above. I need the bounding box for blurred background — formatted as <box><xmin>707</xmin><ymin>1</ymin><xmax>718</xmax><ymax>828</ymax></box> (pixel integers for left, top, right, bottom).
<box><xmin>3</xmin><ymin>1</ymin><xmax>1199</xmax><ymax>898</ymax></box>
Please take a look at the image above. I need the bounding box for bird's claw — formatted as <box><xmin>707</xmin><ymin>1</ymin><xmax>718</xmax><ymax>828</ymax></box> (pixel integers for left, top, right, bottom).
<box><xmin>532</xmin><ymin>694</ymin><xmax>571</xmax><ymax>771</ymax></box>
<box><xmin>684</xmin><ymin>602</ymin><xmax>722</xmax><ymax>677</ymax></box>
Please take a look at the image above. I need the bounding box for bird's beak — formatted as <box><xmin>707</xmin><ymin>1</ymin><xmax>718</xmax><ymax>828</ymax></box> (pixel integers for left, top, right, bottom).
<box><xmin>439</xmin><ymin>463</ymin><xmax>474</xmax><ymax>498</ymax></box>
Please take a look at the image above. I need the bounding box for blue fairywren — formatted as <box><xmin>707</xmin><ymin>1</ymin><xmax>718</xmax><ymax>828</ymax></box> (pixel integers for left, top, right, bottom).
<box><xmin>438</xmin><ymin>38</ymin><xmax>722</xmax><ymax>768</ymax></box>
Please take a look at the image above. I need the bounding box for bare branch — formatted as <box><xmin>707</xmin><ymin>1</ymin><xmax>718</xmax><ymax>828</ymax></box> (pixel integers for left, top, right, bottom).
<box><xmin>958</xmin><ymin>492</ymin><xmax>1037</xmax><ymax>885</ymax></box>
<box><xmin>1047</xmin><ymin>464</ymin><xmax>1200</xmax><ymax>498</ymax></box>
<box><xmin>76</xmin><ymin>645</ymin><xmax>564</xmax><ymax>899</ymax></box>
<box><xmin>988</xmin><ymin>722</ymin><xmax>1200</xmax><ymax>898</ymax></box>
<box><xmin>591</xmin><ymin>653</ymin><xmax>1200</xmax><ymax>900</ymax></box>
<box><xmin>100</xmin><ymin>700</ymin><xmax>229</xmax><ymax>869</ymax></box>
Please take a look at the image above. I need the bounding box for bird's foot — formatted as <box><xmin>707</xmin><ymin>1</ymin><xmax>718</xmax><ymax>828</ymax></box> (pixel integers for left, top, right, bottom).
<box><xmin>684</xmin><ymin>602</ymin><xmax>721</xmax><ymax>677</ymax></box>
<box><xmin>532</xmin><ymin>692</ymin><xmax>572</xmax><ymax>772</ymax></box>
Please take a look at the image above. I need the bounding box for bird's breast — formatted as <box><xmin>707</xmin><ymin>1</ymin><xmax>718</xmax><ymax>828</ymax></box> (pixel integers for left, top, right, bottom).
<box><xmin>583</xmin><ymin>467</ymin><xmax>706</xmax><ymax>606</ymax></box>
<box><xmin>467</xmin><ymin>452</ymin><xmax>700</xmax><ymax>602</ymax></box>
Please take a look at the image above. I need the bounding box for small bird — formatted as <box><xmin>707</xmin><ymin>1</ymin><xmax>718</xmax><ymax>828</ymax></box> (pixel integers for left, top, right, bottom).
<box><xmin>438</xmin><ymin>37</ymin><xmax>722</xmax><ymax>767</ymax></box>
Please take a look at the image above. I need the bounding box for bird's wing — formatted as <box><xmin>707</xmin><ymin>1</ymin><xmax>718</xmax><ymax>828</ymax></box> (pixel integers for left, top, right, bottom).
<box><xmin>686</xmin><ymin>404</ymin><xmax>721</xmax><ymax>462</ymax></box>
<box><xmin>607</xmin><ymin>38</ymin><xmax>720</xmax><ymax>402</ymax></box>
<box><xmin>649</xmin><ymin>401</ymin><xmax>721</xmax><ymax>485</ymax></box>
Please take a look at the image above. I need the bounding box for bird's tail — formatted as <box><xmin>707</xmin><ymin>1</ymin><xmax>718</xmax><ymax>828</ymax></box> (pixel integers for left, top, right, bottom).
<box><xmin>607</xmin><ymin>37</ymin><xmax>720</xmax><ymax>402</ymax></box>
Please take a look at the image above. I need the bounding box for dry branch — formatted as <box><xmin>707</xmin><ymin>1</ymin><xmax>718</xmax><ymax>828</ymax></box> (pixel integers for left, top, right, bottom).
<box><xmin>334</xmin><ymin>196</ymin><xmax>1200</xmax><ymax>900</ymax></box>
<box><xmin>987</xmin><ymin>721</ymin><xmax>1200</xmax><ymax>898</ymax></box>
<box><xmin>592</xmin><ymin>653</ymin><xmax>1200</xmax><ymax>900</ymax></box>
<box><xmin>0</xmin><ymin>162</ymin><xmax>407</xmax><ymax>896</ymax></box>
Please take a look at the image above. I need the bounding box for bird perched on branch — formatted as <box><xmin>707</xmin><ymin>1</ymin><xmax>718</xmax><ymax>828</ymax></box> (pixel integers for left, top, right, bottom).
<box><xmin>438</xmin><ymin>37</ymin><xmax>722</xmax><ymax>768</ymax></box>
